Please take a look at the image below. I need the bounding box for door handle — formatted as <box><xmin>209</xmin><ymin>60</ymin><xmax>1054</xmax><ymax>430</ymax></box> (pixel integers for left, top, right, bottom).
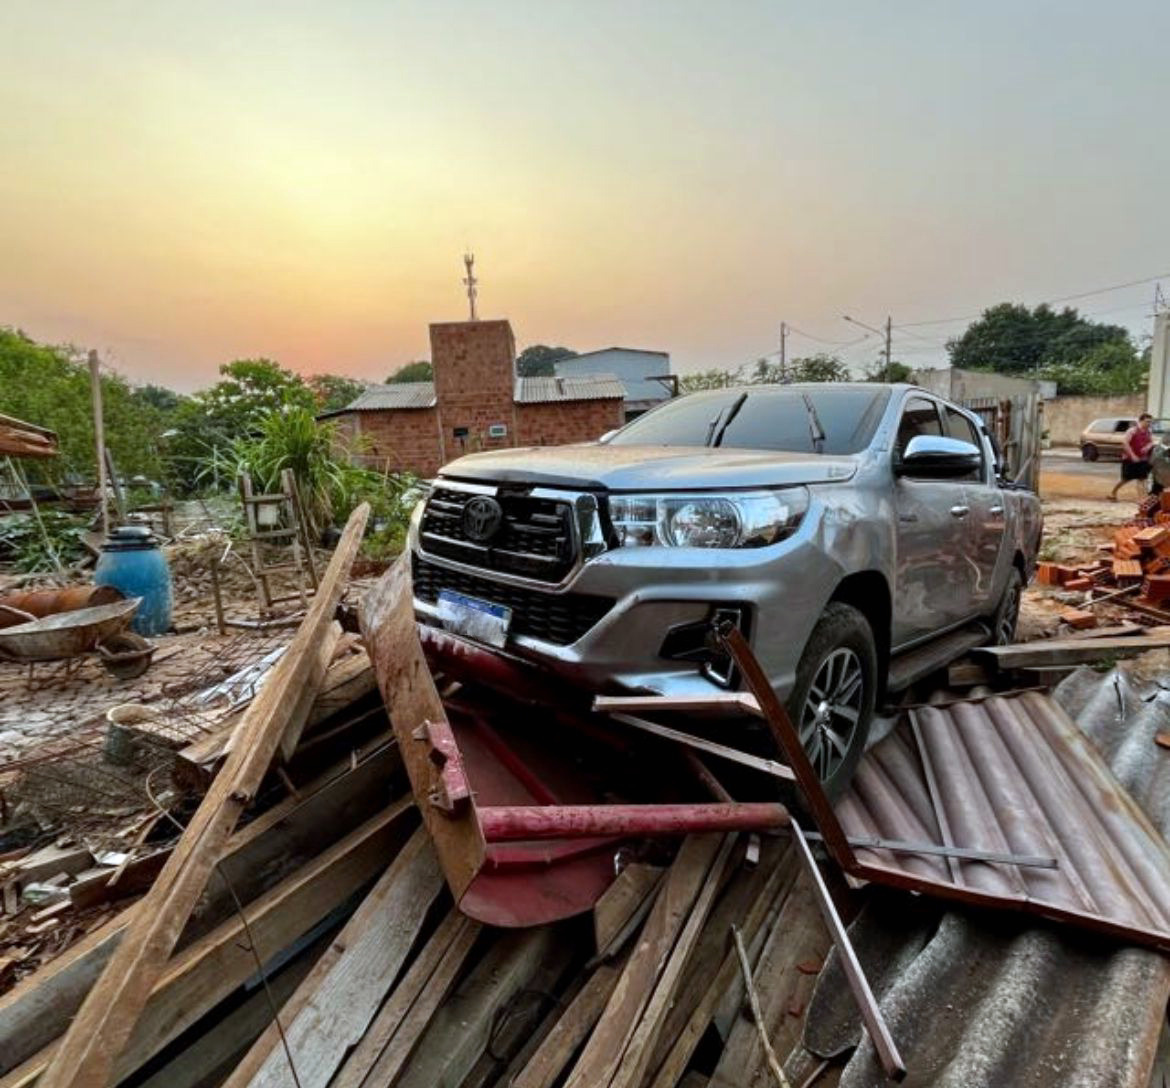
<box><xmin>989</xmin><ymin>505</ymin><xmax>1004</xmax><ymax>516</ymax></box>
<box><xmin>950</xmin><ymin>505</ymin><xmax>970</xmax><ymax>518</ymax></box>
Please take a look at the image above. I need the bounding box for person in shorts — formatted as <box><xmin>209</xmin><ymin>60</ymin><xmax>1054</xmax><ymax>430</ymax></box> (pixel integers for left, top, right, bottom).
<box><xmin>1109</xmin><ymin>413</ymin><xmax>1155</xmax><ymax>501</ymax></box>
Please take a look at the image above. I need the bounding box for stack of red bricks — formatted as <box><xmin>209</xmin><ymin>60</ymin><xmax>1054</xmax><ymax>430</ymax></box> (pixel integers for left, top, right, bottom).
<box><xmin>1034</xmin><ymin>493</ymin><xmax>1170</xmax><ymax>627</ymax></box>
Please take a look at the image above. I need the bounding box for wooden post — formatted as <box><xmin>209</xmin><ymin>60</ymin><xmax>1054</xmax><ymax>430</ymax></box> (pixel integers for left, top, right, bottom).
<box><xmin>88</xmin><ymin>350</ymin><xmax>110</xmax><ymax>539</ymax></box>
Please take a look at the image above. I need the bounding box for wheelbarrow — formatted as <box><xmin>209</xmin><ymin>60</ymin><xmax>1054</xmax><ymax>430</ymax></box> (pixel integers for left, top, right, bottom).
<box><xmin>0</xmin><ymin>597</ymin><xmax>153</xmax><ymax>679</ymax></box>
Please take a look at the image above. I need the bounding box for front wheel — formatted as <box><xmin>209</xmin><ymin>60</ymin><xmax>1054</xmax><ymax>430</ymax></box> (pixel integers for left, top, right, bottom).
<box><xmin>785</xmin><ymin>603</ymin><xmax>877</xmax><ymax>799</ymax></box>
<box><xmin>1082</xmin><ymin>443</ymin><xmax>1099</xmax><ymax>462</ymax></box>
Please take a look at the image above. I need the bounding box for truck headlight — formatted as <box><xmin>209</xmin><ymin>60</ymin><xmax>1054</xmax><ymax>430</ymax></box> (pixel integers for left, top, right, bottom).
<box><xmin>608</xmin><ymin>488</ymin><xmax>808</xmax><ymax>549</ymax></box>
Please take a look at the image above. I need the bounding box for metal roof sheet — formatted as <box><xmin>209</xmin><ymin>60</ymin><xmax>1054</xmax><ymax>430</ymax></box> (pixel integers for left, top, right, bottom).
<box><xmin>335</xmin><ymin>383</ymin><xmax>436</xmax><ymax>412</ymax></box>
<box><xmin>0</xmin><ymin>412</ymin><xmax>58</xmax><ymax>459</ymax></box>
<box><xmin>514</xmin><ymin>374</ymin><xmax>627</xmax><ymax>404</ymax></box>
<box><xmin>793</xmin><ymin>662</ymin><xmax>1170</xmax><ymax>1087</ymax></box>
<box><xmin>833</xmin><ymin>690</ymin><xmax>1170</xmax><ymax>950</ymax></box>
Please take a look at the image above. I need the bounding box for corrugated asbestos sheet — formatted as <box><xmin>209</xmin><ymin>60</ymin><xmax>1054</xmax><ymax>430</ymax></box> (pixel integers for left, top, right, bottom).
<box><xmin>796</xmin><ymin>661</ymin><xmax>1170</xmax><ymax>1088</ymax></box>
<box><xmin>514</xmin><ymin>374</ymin><xmax>627</xmax><ymax>403</ymax></box>
<box><xmin>340</xmin><ymin>382</ymin><xmax>436</xmax><ymax>411</ymax></box>
<box><xmin>835</xmin><ymin>690</ymin><xmax>1170</xmax><ymax>950</ymax></box>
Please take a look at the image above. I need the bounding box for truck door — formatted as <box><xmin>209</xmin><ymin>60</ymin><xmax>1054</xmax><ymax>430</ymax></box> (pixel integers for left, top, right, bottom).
<box><xmin>943</xmin><ymin>405</ymin><xmax>1004</xmax><ymax>615</ymax></box>
<box><xmin>891</xmin><ymin>396</ymin><xmax>972</xmax><ymax>646</ymax></box>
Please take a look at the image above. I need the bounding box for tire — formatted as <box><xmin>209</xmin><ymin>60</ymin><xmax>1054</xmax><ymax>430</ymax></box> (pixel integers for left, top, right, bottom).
<box><xmin>990</xmin><ymin>567</ymin><xmax>1024</xmax><ymax>646</ymax></box>
<box><xmin>1082</xmin><ymin>443</ymin><xmax>1098</xmax><ymax>462</ymax></box>
<box><xmin>784</xmin><ymin>603</ymin><xmax>877</xmax><ymax>800</ymax></box>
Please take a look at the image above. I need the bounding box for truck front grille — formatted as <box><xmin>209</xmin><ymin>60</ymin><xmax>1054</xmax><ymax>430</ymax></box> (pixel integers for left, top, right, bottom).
<box><xmin>413</xmin><ymin>556</ymin><xmax>614</xmax><ymax>647</ymax></box>
<box><xmin>419</xmin><ymin>487</ymin><xmax>577</xmax><ymax>583</ymax></box>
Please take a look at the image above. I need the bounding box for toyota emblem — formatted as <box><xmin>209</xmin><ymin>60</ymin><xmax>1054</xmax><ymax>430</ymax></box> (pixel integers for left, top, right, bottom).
<box><xmin>463</xmin><ymin>495</ymin><xmax>503</xmax><ymax>542</ymax></box>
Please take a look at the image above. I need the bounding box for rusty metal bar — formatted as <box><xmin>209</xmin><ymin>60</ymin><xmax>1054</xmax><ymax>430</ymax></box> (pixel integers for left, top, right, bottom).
<box><xmin>718</xmin><ymin>624</ymin><xmax>854</xmax><ymax>866</ymax></box>
<box><xmin>790</xmin><ymin>818</ymin><xmax>906</xmax><ymax>1081</ymax></box>
<box><xmin>478</xmin><ymin>801</ymin><xmax>789</xmax><ymax>841</ymax></box>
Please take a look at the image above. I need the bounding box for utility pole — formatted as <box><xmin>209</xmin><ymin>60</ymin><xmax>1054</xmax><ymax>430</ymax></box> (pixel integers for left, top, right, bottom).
<box><xmin>88</xmin><ymin>349</ymin><xmax>110</xmax><ymax>538</ymax></box>
<box><xmin>884</xmin><ymin>315</ymin><xmax>892</xmax><ymax>371</ymax></box>
<box><xmin>463</xmin><ymin>252</ymin><xmax>478</xmax><ymax>321</ymax></box>
<box><xmin>843</xmin><ymin>313</ymin><xmax>894</xmax><ymax>375</ymax></box>
<box><xmin>779</xmin><ymin>322</ymin><xmax>787</xmax><ymax>380</ymax></box>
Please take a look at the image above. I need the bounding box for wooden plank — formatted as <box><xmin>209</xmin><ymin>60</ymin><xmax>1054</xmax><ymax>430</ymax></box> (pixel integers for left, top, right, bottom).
<box><xmin>975</xmin><ymin>627</ymin><xmax>1170</xmax><ymax>669</ymax></box>
<box><xmin>708</xmin><ymin>867</ymin><xmax>830</xmax><ymax>1088</ymax></box>
<box><xmin>279</xmin><ymin>621</ymin><xmax>342</xmax><ymax>761</ymax></box>
<box><xmin>593</xmin><ymin>693</ymin><xmax>763</xmax><ymax>717</ymax></box>
<box><xmin>512</xmin><ymin>963</ymin><xmax>622</xmax><ymax>1088</ymax></box>
<box><xmin>136</xmin><ymin>934</ymin><xmax>327</xmax><ymax>1088</ymax></box>
<box><xmin>36</xmin><ymin>503</ymin><xmax>370</xmax><ymax>1088</ymax></box>
<box><xmin>222</xmin><ymin>826</ymin><xmax>444</xmax><ymax>1088</ymax></box>
<box><xmin>332</xmin><ymin>910</ymin><xmax>481</xmax><ymax>1088</ymax></box>
<box><xmin>360</xmin><ymin>553</ymin><xmax>486</xmax><ymax>902</ymax></box>
<box><xmin>562</xmin><ymin>834</ymin><xmax>726</xmax><ymax>1088</ymax></box>
<box><xmin>610</xmin><ymin>834</ymin><xmax>739</xmax><ymax>1088</ymax></box>
<box><xmin>395</xmin><ymin>925</ymin><xmax>567</xmax><ymax>1088</ymax></box>
<box><xmin>648</xmin><ymin>843</ymin><xmax>799</xmax><ymax>1088</ymax></box>
<box><xmin>0</xmin><ymin>735</ymin><xmax>400</xmax><ymax>1078</ymax></box>
<box><xmin>593</xmin><ymin>863</ymin><xmax>664</xmax><ymax>955</ymax></box>
<box><xmin>1</xmin><ymin>802</ymin><xmax>412</xmax><ymax>1088</ymax></box>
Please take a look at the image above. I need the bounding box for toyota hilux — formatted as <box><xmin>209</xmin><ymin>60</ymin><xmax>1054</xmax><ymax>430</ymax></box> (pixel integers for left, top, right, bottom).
<box><xmin>409</xmin><ymin>383</ymin><xmax>1043</xmax><ymax>794</ymax></box>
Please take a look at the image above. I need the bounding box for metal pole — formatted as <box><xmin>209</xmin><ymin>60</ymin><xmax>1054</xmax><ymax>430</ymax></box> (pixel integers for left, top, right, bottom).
<box><xmin>780</xmin><ymin>321</ymin><xmax>787</xmax><ymax>379</ymax></box>
<box><xmin>478</xmin><ymin>801</ymin><xmax>789</xmax><ymax>841</ymax></box>
<box><xmin>88</xmin><ymin>350</ymin><xmax>110</xmax><ymax>538</ymax></box>
<box><xmin>884</xmin><ymin>315</ymin><xmax>892</xmax><ymax>370</ymax></box>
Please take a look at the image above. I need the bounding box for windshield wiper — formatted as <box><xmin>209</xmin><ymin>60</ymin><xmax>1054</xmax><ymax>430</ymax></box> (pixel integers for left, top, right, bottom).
<box><xmin>711</xmin><ymin>392</ymin><xmax>748</xmax><ymax>447</ymax></box>
<box><xmin>801</xmin><ymin>393</ymin><xmax>826</xmax><ymax>454</ymax></box>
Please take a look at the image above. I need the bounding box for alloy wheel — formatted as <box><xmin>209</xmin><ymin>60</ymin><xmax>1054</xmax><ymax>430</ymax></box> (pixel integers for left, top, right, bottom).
<box><xmin>798</xmin><ymin>647</ymin><xmax>865</xmax><ymax>781</ymax></box>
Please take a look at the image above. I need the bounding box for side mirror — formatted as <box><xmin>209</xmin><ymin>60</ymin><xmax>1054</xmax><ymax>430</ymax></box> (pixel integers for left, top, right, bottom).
<box><xmin>895</xmin><ymin>435</ymin><xmax>981</xmax><ymax>478</ymax></box>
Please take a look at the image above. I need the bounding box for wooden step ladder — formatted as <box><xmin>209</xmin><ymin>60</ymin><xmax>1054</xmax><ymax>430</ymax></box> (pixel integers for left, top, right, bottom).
<box><xmin>238</xmin><ymin>469</ymin><xmax>319</xmax><ymax>611</ymax></box>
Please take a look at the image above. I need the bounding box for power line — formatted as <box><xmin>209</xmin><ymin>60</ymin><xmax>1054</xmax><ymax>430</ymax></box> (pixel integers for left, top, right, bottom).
<box><xmin>895</xmin><ymin>271</ymin><xmax>1170</xmax><ymax>328</ymax></box>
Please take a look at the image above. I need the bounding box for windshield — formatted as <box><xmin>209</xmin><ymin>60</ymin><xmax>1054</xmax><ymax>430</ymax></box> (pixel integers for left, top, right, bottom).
<box><xmin>609</xmin><ymin>386</ymin><xmax>891</xmax><ymax>455</ymax></box>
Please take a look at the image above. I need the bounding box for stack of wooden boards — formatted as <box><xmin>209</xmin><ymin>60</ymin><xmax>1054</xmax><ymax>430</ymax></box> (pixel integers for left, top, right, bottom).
<box><xmin>0</xmin><ymin>507</ymin><xmax>847</xmax><ymax>1088</ymax></box>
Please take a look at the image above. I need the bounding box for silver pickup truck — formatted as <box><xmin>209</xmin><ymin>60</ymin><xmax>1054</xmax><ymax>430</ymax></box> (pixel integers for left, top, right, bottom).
<box><xmin>410</xmin><ymin>383</ymin><xmax>1043</xmax><ymax>793</ymax></box>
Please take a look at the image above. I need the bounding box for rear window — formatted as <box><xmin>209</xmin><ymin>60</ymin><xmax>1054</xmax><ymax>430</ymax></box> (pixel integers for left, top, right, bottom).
<box><xmin>608</xmin><ymin>386</ymin><xmax>890</xmax><ymax>455</ymax></box>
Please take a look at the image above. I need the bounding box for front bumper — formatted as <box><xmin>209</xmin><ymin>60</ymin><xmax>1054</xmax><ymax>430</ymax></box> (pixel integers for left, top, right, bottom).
<box><xmin>410</xmin><ymin>506</ymin><xmax>838</xmax><ymax>703</ymax></box>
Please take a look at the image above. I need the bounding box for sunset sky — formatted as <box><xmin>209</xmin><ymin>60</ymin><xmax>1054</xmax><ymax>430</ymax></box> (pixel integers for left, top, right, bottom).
<box><xmin>3</xmin><ymin>1</ymin><xmax>1169</xmax><ymax>391</ymax></box>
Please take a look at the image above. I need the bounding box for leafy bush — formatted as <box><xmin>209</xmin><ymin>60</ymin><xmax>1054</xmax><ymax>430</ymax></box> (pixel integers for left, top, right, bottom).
<box><xmin>0</xmin><ymin>511</ymin><xmax>90</xmax><ymax>572</ymax></box>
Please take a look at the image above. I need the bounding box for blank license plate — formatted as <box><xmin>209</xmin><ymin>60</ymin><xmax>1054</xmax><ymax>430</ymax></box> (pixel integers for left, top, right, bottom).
<box><xmin>436</xmin><ymin>590</ymin><xmax>512</xmax><ymax>648</ymax></box>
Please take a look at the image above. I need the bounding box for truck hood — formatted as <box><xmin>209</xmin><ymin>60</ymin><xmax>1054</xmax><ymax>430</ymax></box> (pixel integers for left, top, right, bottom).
<box><xmin>439</xmin><ymin>443</ymin><xmax>859</xmax><ymax>491</ymax></box>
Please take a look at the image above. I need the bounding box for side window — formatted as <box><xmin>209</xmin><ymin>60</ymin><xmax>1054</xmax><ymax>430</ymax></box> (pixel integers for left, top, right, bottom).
<box><xmin>1087</xmin><ymin>420</ymin><xmax>1107</xmax><ymax>432</ymax></box>
<box><xmin>944</xmin><ymin>407</ymin><xmax>983</xmax><ymax>481</ymax></box>
<box><xmin>895</xmin><ymin>397</ymin><xmax>942</xmax><ymax>459</ymax></box>
<box><xmin>1115</xmin><ymin>420</ymin><xmax>1133</xmax><ymax>433</ymax></box>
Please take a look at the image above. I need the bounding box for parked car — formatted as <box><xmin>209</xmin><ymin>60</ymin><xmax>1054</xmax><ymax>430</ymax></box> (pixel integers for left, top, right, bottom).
<box><xmin>1080</xmin><ymin>417</ymin><xmax>1170</xmax><ymax>461</ymax></box>
<box><xmin>409</xmin><ymin>384</ymin><xmax>1043</xmax><ymax>795</ymax></box>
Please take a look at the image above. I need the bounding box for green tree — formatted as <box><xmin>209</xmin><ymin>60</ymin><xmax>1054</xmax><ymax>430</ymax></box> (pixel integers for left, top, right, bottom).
<box><xmin>679</xmin><ymin>366</ymin><xmax>746</xmax><ymax>393</ymax></box>
<box><xmin>0</xmin><ymin>328</ymin><xmax>171</xmax><ymax>483</ymax></box>
<box><xmin>308</xmin><ymin>374</ymin><xmax>367</xmax><ymax>412</ymax></box>
<box><xmin>164</xmin><ymin>358</ymin><xmax>314</xmax><ymax>493</ymax></box>
<box><xmin>946</xmin><ymin>303</ymin><xmax>1141</xmax><ymax>393</ymax></box>
<box><xmin>516</xmin><ymin>344</ymin><xmax>576</xmax><ymax>378</ymax></box>
<box><xmin>387</xmin><ymin>360</ymin><xmax>433</xmax><ymax>383</ymax></box>
<box><xmin>865</xmin><ymin>360</ymin><xmax>913</xmax><ymax>383</ymax></box>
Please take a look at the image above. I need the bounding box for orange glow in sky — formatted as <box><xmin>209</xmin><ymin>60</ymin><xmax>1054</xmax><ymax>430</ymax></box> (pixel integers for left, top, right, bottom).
<box><xmin>3</xmin><ymin>2</ymin><xmax>1169</xmax><ymax>390</ymax></box>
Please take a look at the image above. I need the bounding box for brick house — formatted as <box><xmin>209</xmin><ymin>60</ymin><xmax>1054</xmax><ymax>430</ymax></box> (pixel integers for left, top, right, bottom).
<box><xmin>323</xmin><ymin>319</ymin><xmax>626</xmax><ymax>478</ymax></box>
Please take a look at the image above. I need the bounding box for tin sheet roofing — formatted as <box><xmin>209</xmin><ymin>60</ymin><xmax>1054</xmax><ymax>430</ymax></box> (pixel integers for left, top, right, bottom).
<box><xmin>0</xmin><ymin>412</ymin><xmax>58</xmax><ymax>459</ymax></box>
<box><xmin>799</xmin><ymin>662</ymin><xmax>1170</xmax><ymax>1087</ymax></box>
<box><xmin>514</xmin><ymin>374</ymin><xmax>626</xmax><ymax>404</ymax></box>
<box><xmin>835</xmin><ymin>690</ymin><xmax>1170</xmax><ymax>951</ymax></box>
<box><xmin>332</xmin><ymin>382</ymin><xmax>436</xmax><ymax>412</ymax></box>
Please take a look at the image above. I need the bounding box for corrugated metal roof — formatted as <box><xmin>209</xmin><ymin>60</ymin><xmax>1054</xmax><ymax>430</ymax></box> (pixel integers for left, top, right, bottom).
<box><xmin>791</xmin><ymin>661</ymin><xmax>1170</xmax><ymax>1087</ymax></box>
<box><xmin>833</xmin><ymin>690</ymin><xmax>1170</xmax><ymax>950</ymax></box>
<box><xmin>0</xmin><ymin>412</ymin><xmax>57</xmax><ymax>459</ymax></box>
<box><xmin>334</xmin><ymin>382</ymin><xmax>436</xmax><ymax>412</ymax></box>
<box><xmin>514</xmin><ymin>374</ymin><xmax>627</xmax><ymax>404</ymax></box>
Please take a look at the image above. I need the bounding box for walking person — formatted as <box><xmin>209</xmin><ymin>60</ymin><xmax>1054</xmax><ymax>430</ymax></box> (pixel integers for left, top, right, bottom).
<box><xmin>1109</xmin><ymin>413</ymin><xmax>1155</xmax><ymax>501</ymax></box>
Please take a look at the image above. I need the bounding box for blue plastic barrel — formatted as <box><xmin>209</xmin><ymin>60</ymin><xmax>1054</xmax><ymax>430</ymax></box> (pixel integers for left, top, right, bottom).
<box><xmin>94</xmin><ymin>526</ymin><xmax>173</xmax><ymax>636</ymax></box>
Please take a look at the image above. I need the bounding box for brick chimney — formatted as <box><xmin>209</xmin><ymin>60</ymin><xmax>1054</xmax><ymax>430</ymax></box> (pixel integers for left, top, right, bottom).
<box><xmin>430</xmin><ymin>319</ymin><xmax>518</xmax><ymax>462</ymax></box>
